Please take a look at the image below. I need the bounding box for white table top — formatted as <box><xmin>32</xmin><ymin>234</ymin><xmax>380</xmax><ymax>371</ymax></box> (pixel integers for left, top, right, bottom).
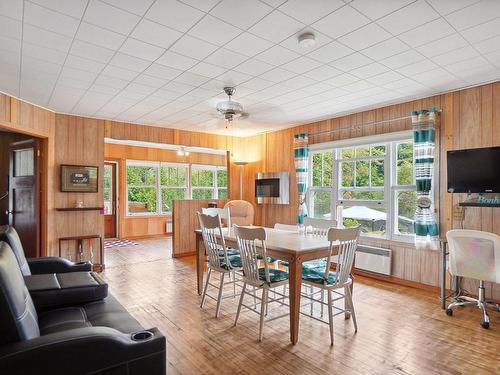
<box><xmin>218</xmin><ymin>227</ymin><xmax>335</xmax><ymax>255</ymax></box>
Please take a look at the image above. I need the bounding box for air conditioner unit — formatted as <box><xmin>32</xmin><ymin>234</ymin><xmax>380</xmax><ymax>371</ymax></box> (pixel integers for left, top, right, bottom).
<box><xmin>354</xmin><ymin>245</ymin><xmax>392</xmax><ymax>276</ymax></box>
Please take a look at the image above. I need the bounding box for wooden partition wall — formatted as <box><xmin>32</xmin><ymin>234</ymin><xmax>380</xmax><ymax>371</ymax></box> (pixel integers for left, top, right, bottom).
<box><xmin>172</xmin><ymin>199</ymin><xmax>228</xmax><ymax>257</ymax></box>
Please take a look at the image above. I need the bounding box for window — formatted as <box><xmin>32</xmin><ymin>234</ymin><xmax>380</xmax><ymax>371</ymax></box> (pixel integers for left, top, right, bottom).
<box><xmin>160</xmin><ymin>165</ymin><xmax>187</xmax><ymax>213</ymax></box>
<box><xmin>307</xmin><ymin>133</ymin><xmax>416</xmax><ymax>241</ymax></box>
<box><xmin>126</xmin><ymin>161</ymin><xmax>227</xmax><ymax>216</ymax></box>
<box><xmin>103</xmin><ymin>164</ymin><xmax>113</xmax><ymax>215</ymax></box>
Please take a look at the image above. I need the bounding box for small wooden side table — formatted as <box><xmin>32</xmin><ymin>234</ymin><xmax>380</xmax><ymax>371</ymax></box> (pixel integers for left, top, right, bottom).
<box><xmin>58</xmin><ymin>234</ymin><xmax>104</xmax><ymax>271</ymax></box>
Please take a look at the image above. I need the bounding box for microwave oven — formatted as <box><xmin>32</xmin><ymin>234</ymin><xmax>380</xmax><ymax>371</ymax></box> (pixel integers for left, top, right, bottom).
<box><xmin>255</xmin><ymin>172</ymin><xmax>289</xmax><ymax>204</ymax></box>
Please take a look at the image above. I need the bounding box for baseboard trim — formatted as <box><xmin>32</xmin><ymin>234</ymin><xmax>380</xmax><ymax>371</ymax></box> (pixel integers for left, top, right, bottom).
<box><xmin>352</xmin><ymin>268</ymin><xmax>440</xmax><ymax>292</ymax></box>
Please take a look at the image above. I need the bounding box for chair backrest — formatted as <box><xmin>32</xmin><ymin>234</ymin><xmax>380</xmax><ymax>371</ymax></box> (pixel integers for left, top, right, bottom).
<box><xmin>326</xmin><ymin>227</ymin><xmax>360</xmax><ymax>286</ymax></box>
<box><xmin>224</xmin><ymin>200</ymin><xmax>254</xmax><ymax>226</ymax></box>
<box><xmin>274</xmin><ymin>223</ymin><xmax>298</xmax><ymax>232</ymax></box>
<box><xmin>201</xmin><ymin>207</ymin><xmax>231</xmax><ymax>229</ymax></box>
<box><xmin>304</xmin><ymin>217</ymin><xmax>338</xmax><ymax>236</ymax></box>
<box><xmin>0</xmin><ymin>241</ymin><xmax>40</xmax><ymax>345</ymax></box>
<box><xmin>197</xmin><ymin>212</ymin><xmax>233</xmax><ymax>270</ymax></box>
<box><xmin>446</xmin><ymin>229</ymin><xmax>500</xmax><ymax>283</ymax></box>
<box><xmin>0</xmin><ymin>225</ymin><xmax>31</xmax><ymax>276</ymax></box>
<box><xmin>234</xmin><ymin>225</ymin><xmax>269</xmax><ymax>285</ymax></box>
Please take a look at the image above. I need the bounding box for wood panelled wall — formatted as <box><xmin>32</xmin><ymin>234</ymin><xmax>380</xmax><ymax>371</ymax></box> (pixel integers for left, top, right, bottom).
<box><xmin>53</xmin><ymin>115</ymin><xmax>104</xmax><ymax>265</ymax></box>
<box><xmin>104</xmin><ymin>143</ymin><xmax>227</xmax><ymax>239</ymax></box>
<box><xmin>172</xmin><ymin>199</ymin><xmax>228</xmax><ymax>257</ymax></box>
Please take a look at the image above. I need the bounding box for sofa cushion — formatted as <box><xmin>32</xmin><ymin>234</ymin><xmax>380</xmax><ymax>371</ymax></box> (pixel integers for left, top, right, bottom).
<box><xmin>0</xmin><ymin>225</ymin><xmax>31</xmax><ymax>276</ymax></box>
<box><xmin>38</xmin><ymin>295</ymin><xmax>143</xmax><ymax>336</ymax></box>
<box><xmin>24</xmin><ymin>272</ymin><xmax>108</xmax><ymax>309</ymax></box>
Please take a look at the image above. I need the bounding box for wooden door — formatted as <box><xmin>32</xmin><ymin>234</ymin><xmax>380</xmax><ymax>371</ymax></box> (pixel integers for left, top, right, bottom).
<box><xmin>8</xmin><ymin>139</ymin><xmax>40</xmax><ymax>258</ymax></box>
<box><xmin>103</xmin><ymin>162</ymin><xmax>117</xmax><ymax>238</ymax></box>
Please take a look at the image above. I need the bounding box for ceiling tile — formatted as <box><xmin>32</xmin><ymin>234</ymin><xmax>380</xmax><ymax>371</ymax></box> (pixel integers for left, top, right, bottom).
<box><xmin>23</xmin><ymin>24</ymin><xmax>72</xmax><ymax>52</ymax></box>
<box><xmin>110</xmin><ymin>52</ymin><xmax>151</xmax><ymax>72</ymax></box>
<box><xmin>302</xmin><ymin>65</ymin><xmax>343</xmax><ymax>81</ymax></box>
<box><xmin>312</xmin><ymin>5</ymin><xmax>370</xmax><ymax>39</ymax></box>
<box><xmin>415</xmin><ymin>33</ymin><xmax>469</xmax><ymax>58</ymax></box>
<box><xmin>280</xmin><ymin>75</ymin><xmax>316</xmax><ymax>89</ymax></box>
<box><xmin>475</xmin><ymin>35</ymin><xmax>500</xmax><ymax>54</ymax></box>
<box><xmin>329</xmin><ymin>52</ymin><xmax>372</xmax><ymax>71</ymax></box>
<box><xmin>248</xmin><ymin>10</ymin><xmax>305</xmax><ymax>43</ymax></box>
<box><xmin>432</xmin><ymin>45</ymin><xmax>479</xmax><ymax>66</ymax></box>
<box><xmin>366</xmin><ymin>70</ymin><xmax>405</xmax><ymax>85</ymax></box>
<box><xmin>380</xmin><ymin>49</ymin><xmax>425</xmax><ymax>69</ymax></box>
<box><xmin>101</xmin><ymin>0</ymin><xmax>155</xmax><ymax>16</ymax></box>
<box><xmin>156</xmin><ymin>51</ymin><xmax>199</xmax><ymax>70</ymax></box>
<box><xmin>225</xmin><ymin>32</ymin><xmax>274</xmax><ymax>56</ymax></box>
<box><xmin>255</xmin><ymin>45</ymin><xmax>301</xmax><ymax>66</ymax></box>
<box><xmin>234</xmin><ymin>58</ymin><xmax>274</xmax><ymax>75</ymax></box>
<box><xmin>65</xmin><ymin>54</ymin><xmax>106</xmax><ymax>73</ymax></box>
<box><xmin>132</xmin><ymin>19</ymin><xmax>183</xmax><ymax>49</ymax></box>
<box><xmin>461</xmin><ymin>17</ymin><xmax>500</xmax><ymax>43</ymax></box>
<box><xmin>102</xmin><ymin>65</ymin><xmax>137</xmax><ymax>80</ymax></box>
<box><xmin>349</xmin><ymin>0</ymin><xmax>414</xmax><ymax>20</ymax></box>
<box><xmin>445</xmin><ymin>1</ymin><xmax>500</xmax><ymax>30</ymax></box>
<box><xmin>442</xmin><ymin>56</ymin><xmax>490</xmax><ymax>74</ymax></box>
<box><xmin>145</xmin><ymin>0</ymin><xmax>204</xmax><ymax>32</ymax></box>
<box><xmin>361</xmin><ymin>38</ymin><xmax>409</xmax><ymax>60</ymax></box>
<box><xmin>133</xmin><ymin>73</ymin><xmax>169</xmax><ymax>88</ymax></box>
<box><xmin>95</xmin><ymin>74</ymin><xmax>130</xmax><ymax>89</ymax></box>
<box><xmin>210</xmin><ymin>0</ymin><xmax>272</xmax><ymax>29</ymax></box>
<box><xmin>143</xmin><ymin>63</ymin><xmax>181</xmax><ymax>80</ymax></box>
<box><xmin>189</xmin><ymin>61</ymin><xmax>227</xmax><ymax>78</ymax></box>
<box><xmin>306</xmin><ymin>41</ymin><xmax>354</xmax><ymax>63</ymax></box>
<box><xmin>281</xmin><ymin>56</ymin><xmax>322</xmax><ymax>74</ymax></box>
<box><xmin>398</xmin><ymin>18</ymin><xmax>455</xmax><ymax>48</ymax></box>
<box><xmin>239</xmin><ymin>77</ymin><xmax>275</xmax><ymax>90</ymax></box>
<box><xmin>85</xmin><ymin>0</ymin><xmax>142</xmax><ymax>35</ymax></box>
<box><xmin>342</xmin><ymin>80</ymin><xmax>376</xmax><ymax>92</ymax></box>
<box><xmin>280</xmin><ymin>28</ymin><xmax>332</xmax><ymax>55</ymax></box>
<box><xmin>349</xmin><ymin>62</ymin><xmax>389</xmax><ymax>79</ymax></box>
<box><xmin>324</xmin><ymin>72</ymin><xmax>360</xmax><ymax>87</ymax></box>
<box><xmin>171</xmin><ymin>35</ymin><xmax>219</xmax><ymax>60</ymax></box>
<box><xmin>23</xmin><ymin>42</ymin><xmax>67</xmax><ymax>65</ymax></box>
<box><xmin>70</xmin><ymin>39</ymin><xmax>115</xmax><ymax>63</ymax></box>
<box><xmin>278</xmin><ymin>0</ymin><xmax>344</xmax><ymax>24</ymax></box>
<box><xmin>175</xmin><ymin>71</ymin><xmax>211</xmax><ymax>86</ymax></box>
<box><xmin>60</xmin><ymin>66</ymin><xmax>99</xmax><ymax>83</ymax></box>
<box><xmin>24</xmin><ymin>1</ymin><xmax>80</xmax><ymax>37</ymax></box>
<box><xmin>120</xmin><ymin>38</ymin><xmax>165</xmax><ymax>61</ymax></box>
<box><xmin>217</xmin><ymin>70</ymin><xmax>253</xmax><ymax>86</ymax></box>
<box><xmin>0</xmin><ymin>15</ymin><xmax>22</xmax><ymax>40</ymax></box>
<box><xmin>425</xmin><ymin>0</ymin><xmax>480</xmax><ymax>16</ymax></box>
<box><xmin>259</xmin><ymin>67</ymin><xmax>297</xmax><ymax>83</ymax></box>
<box><xmin>338</xmin><ymin>23</ymin><xmax>391</xmax><ymax>50</ymax></box>
<box><xmin>77</xmin><ymin>22</ymin><xmax>126</xmax><ymax>50</ymax></box>
<box><xmin>205</xmin><ymin>48</ymin><xmax>248</xmax><ymax>69</ymax></box>
<box><xmin>396</xmin><ymin>59</ymin><xmax>438</xmax><ymax>75</ymax></box>
<box><xmin>181</xmin><ymin>0</ymin><xmax>220</xmax><ymax>12</ymax></box>
<box><xmin>377</xmin><ymin>0</ymin><xmax>439</xmax><ymax>35</ymax></box>
<box><xmin>188</xmin><ymin>15</ymin><xmax>242</xmax><ymax>46</ymax></box>
<box><xmin>0</xmin><ymin>0</ymin><xmax>23</xmax><ymax>20</ymax></box>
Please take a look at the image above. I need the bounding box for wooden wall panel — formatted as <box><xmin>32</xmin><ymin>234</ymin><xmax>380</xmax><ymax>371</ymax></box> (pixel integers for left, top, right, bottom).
<box><xmin>53</xmin><ymin>114</ymin><xmax>104</xmax><ymax>266</ymax></box>
<box><xmin>172</xmin><ymin>199</ymin><xmax>228</xmax><ymax>257</ymax></box>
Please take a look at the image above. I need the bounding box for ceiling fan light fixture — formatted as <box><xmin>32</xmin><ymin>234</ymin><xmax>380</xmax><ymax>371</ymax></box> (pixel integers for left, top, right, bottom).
<box><xmin>298</xmin><ymin>32</ymin><xmax>316</xmax><ymax>48</ymax></box>
<box><xmin>177</xmin><ymin>146</ymin><xmax>189</xmax><ymax>156</ymax></box>
<box><xmin>215</xmin><ymin>87</ymin><xmax>247</xmax><ymax>128</ymax></box>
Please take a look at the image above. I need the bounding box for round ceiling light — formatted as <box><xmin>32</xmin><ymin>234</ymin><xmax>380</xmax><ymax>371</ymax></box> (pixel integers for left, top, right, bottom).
<box><xmin>298</xmin><ymin>32</ymin><xmax>316</xmax><ymax>48</ymax></box>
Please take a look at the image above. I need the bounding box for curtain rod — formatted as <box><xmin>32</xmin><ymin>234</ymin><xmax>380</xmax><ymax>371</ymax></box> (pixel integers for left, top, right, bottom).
<box><xmin>307</xmin><ymin>109</ymin><xmax>442</xmax><ymax>138</ymax></box>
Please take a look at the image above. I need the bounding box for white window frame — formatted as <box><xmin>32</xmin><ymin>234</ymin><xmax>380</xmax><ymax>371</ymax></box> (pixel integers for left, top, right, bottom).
<box><xmin>190</xmin><ymin>164</ymin><xmax>227</xmax><ymax>200</ymax></box>
<box><xmin>159</xmin><ymin>162</ymin><xmax>189</xmax><ymax>214</ymax></box>
<box><xmin>307</xmin><ymin>131</ymin><xmax>416</xmax><ymax>242</ymax></box>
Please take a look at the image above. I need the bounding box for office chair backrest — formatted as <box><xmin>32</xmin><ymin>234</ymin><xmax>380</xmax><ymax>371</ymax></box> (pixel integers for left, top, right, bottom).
<box><xmin>446</xmin><ymin>229</ymin><xmax>500</xmax><ymax>283</ymax></box>
<box><xmin>201</xmin><ymin>207</ymin><xmax>231</xmax><ymax>229</ymax></box>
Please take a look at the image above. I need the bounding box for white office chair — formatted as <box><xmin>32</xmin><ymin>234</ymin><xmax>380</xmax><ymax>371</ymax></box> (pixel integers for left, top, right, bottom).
<box><xmin>445</xmin><ymin>229</ymin><xmax>500</xmax><ymax>329</ymax></box>
<box><xmin>202</xmin><ymin>207</ymin><xmax>231</xmax><ymax>229</ymax></box>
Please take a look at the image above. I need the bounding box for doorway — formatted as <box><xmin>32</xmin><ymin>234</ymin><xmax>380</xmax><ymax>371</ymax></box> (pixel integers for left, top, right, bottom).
<box><xmin>0</xmin><ymin>131</ymin><xmax>41</xmax><ymax>257</ymax></box>
<box><xmin>103</xmin><ymin>161</ymin><xmax>118</xmax><ymax>239</ymax></box>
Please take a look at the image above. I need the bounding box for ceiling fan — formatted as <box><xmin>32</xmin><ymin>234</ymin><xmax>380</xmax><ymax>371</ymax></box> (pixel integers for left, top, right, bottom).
<box><xmin>215</xmin><ymin>87</ymin><xmax>248</xmax><ymax>128</ymax></box>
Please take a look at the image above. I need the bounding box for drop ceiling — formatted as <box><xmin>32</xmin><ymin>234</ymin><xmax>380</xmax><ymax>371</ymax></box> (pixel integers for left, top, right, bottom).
<box><xmin>0</xmin><ymin>0</ymin><xmax>499</xmax><ymax>136</ymax></box>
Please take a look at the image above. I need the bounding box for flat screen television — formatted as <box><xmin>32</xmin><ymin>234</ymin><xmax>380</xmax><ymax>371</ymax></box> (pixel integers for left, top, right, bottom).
<box><xmin>447</xmin><ymin>146</ymin><xmax>500</xmax><ymax>193</ymax></box>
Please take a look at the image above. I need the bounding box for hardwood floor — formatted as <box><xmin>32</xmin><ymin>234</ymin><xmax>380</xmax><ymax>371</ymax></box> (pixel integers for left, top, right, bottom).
<box><xmin>103</xmin><ymin>238</ymin><xmax>500</xmax><ymax>375</ymax></box>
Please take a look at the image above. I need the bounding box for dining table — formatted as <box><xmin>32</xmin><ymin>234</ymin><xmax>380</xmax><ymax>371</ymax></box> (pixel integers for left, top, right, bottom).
<box><xmin>195</xmin><ymin>226</ymin><xmax>346</xmax><ymax>345</ymax></box>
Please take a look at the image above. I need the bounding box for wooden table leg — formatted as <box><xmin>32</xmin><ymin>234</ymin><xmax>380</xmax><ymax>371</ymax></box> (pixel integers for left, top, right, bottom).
<box><xmin>196</xmin><ymin>233</ymin><xmax>204</xmax><ymax>295</ymax></box>
<box><xmin>288</xmin><ymin>255</ymin><xmax>302</xmax><ymax>345</ymax></box>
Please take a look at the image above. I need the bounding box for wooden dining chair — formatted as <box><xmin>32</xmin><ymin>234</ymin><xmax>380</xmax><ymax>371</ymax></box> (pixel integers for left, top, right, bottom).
<box><xmin>197</xmin><ymin>212</ymin><xmax>242</xmax><ymax>318</ymax></box>
<box><xmin>301</xmin><ymin>226</ymin><xmax>360</xmax><ymax>345</ymax></box>
<box><xmin>304</xmin><ymin>217</ymin><xmax>338</xmax><ymax>236</ymax></box>
<box><xmin>233</xmin><ymin>225</ymin><xmax>289</xmax><ymax>342</ymax></box>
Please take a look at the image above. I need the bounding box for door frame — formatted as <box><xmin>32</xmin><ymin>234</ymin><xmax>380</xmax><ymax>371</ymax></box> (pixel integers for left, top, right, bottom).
<box><xmin>104</xmin><ymin>160</ymin><xmax>119</xmax><ymax>239</ymax></box>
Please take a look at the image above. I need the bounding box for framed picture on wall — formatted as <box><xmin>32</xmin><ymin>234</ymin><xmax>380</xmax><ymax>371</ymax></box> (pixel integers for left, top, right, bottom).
<box><xmin>60</xmin><ymin>165</ymin><xmax>99</xmax><ymax>192</ymax></box>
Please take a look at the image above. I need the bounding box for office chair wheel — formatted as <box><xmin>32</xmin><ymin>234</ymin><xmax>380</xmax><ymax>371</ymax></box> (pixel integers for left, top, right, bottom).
<box><xmin>481</xmin><ymin>321</ymin><xmax>489</xmax><ymax>329</ymax></box>
<box><xmin>445</xmin><ymin>308</ymin><xmax>453</xmax><ymax>316</ymax></box>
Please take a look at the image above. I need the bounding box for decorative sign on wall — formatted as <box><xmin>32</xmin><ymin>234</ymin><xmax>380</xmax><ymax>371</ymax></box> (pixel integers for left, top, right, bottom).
<box><xmin>60</xmin><ymin>165</ymin><xmax>98</xmax><ymax>192</ymax></box>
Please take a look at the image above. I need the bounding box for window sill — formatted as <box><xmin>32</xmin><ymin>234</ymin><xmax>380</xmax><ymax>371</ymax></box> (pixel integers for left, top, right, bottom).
<box><xmin>360</xmin><ymin>236</ymin><xmax>416</xmax><ymax>249</ymax></box>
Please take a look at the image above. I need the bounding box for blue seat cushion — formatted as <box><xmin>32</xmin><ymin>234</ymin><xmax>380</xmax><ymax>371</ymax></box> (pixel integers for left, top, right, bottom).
<box><xmin>219</xmin><ymin>254</ymin><xmax>242</xmax><ymax>269</ymax></box>
<box><xmin>280</xmin><ymin>259</ymin><xmax>327</xmax><ymax>269</ymax></box>
<box><xmin>218</xmin><ymin>247</ymin><xmax>239</xmax><ymax>256</ymax></box>
<box><xmin>302</xmin><ymin>268</ymin><xmax>337</xmax><ymax>285</ymax></box>
<box><xmin>258</xmin><ymin>268</ymin><xmax>289</xmax><ymax>283</ymax></box>
<box><xmin>257</xmin><ymin>254</ymin><xmax>277</xmax><ymax>263</ymax></box>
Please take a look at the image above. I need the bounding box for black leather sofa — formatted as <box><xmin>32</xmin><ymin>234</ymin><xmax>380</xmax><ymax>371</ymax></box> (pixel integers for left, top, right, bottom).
<box><xmin>0</xmin><ymin>240</ymin><xmax>166</xmax><ymax>374</ymax></box>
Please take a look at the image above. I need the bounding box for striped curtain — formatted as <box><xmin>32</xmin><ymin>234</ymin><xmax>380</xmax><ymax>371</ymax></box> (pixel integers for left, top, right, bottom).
<box><xmin>412</xmin><ymin>109</ymin><xmax>439</xmax><ymax>250</ymax></box>
<box><xmin>294</xmin><ymin>133</ymin><xmax>309</xmax><ymax>224</ymax></box>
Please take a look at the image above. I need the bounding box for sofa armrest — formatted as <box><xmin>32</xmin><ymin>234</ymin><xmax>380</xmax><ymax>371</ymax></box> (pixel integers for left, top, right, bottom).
<box><xmin>27</xmin><ymin>257</ymin><xmax>92</xmax><ymax>274</ymax></box>
<box><xmin>0</xmin><ymin>327</ymin><xmax>166</xmax><ymax>375</ymax></box>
